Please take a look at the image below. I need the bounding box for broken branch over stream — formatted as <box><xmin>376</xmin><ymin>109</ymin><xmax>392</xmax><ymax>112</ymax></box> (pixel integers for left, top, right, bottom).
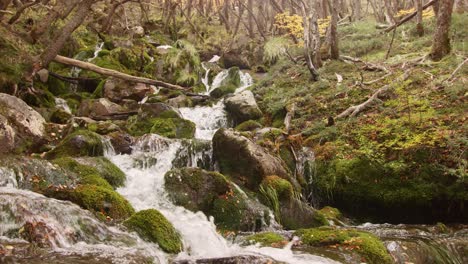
<box><xmin>52</xmin><ymin>55</ymin><xmax>188</xmax><ymax>91</ymax></box>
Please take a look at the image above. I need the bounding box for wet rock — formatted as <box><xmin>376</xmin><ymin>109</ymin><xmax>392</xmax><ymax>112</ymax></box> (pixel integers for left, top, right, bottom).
<box><xmin>0</xmin><ymin>156</ymin><xmax>77</xmax><ymax>190</ymax></box>
<box><xmin>0</xmin><ymin>93</ymin><xmax>47</xmax><ymax>153</ymax></box>
<box><xmin>225</xmin><ymin>90</ymin><xmax>263</xmax><ymax>125</ymax></box>
<box><xmin>107</xmin><ymin>131</ymin><xmax>133</xmax><ymax>154</ymax></box>
<box><xmin>104</xmin><ymin>77</ymin><xmax>155</xmax><ymax>103</ymax></box>
<box><xmin>213</xmin><ymin>128</ymin><xmax>289</xmax><ymax>190</ymax></box>
<box><xmin>86</xmin><ymin>121</ymin><xmax>120</xmax><ymax>135</ymax></box>
<box><xmin>280</xmin><ymin>199</ymin><xmax>324</xmax><ymax>230</ymax></box>
<box><xmin>78</xmin><ymin>98</ymin><xmax>126</xmax><ymax>119</ymax></box>
<box><xmin>139</xmin><ymin>103</ymin><xmax>181</xmax><ymax>119</ymax></box>
<box><xmin>174</xmin><ymin>255</ymin><xmax>281</xmax><ymax>264</ymax></box>
<box><xmin>132</xmin><ymin>26</ymin><xmax>145</xmax><ymax>38</ymax></box>
<box><xmin>165</xmin><ymin>167</ymin><xmax>273</xmax><ymax>231</ymax></box>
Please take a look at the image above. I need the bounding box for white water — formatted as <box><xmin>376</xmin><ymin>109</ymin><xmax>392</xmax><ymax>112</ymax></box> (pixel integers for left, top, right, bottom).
<box><xmin>0</xmin><ymin>187</ymin><xmax>167</xmax><ymax>263</ymax></box>
<box><xmin>105</xmin><ymin>66</ymin><xmax>340</xmax><ymax>263</ymax></box>
<box><xmin>55</xmin><ymin>98</ymin><xmax>72</xmax><ymax>114</ymax></box>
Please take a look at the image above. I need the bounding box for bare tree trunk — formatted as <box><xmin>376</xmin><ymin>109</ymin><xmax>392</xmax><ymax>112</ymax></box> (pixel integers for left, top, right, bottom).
<box><xmin>40</xmin><ymin>0</ymin><xmax>97</xmax><ymax>68</ymax></box>
<box><xmin>330</xmin><ymin>0</ymin><xmax>339</xmax><ymax>59</ymax></box>
<box><xmin>351</xmin><ymin>0</ymin><xmax>361</xmax><ymax>21</ymax></box>
<box><xmin>430</xmin><ymin>0</ymin><xmax>455</xmax><ymax>61</ymax></box>
<box><xmin>247</xmin><ymin>0</ymin><xmax>255</xmax><ymax>38</ymax></box>
<box><xmin>0</xmin><ymin>0</ymin><xmax>12</xmax><ymax>20</ymax></box>
<box><xmin>299</xmin><ymin>0</ymin><xmax>320</xmax><ymax>80</ymax></box>
<box><xmin>384</xmin><ymin>0</ymin><xmax>397</xmax><ymax>24</ymax></box>
<box><xmin>416</xmin><ymin>0</ymin><xmax>424</xmax><ymax>36</ymax></box>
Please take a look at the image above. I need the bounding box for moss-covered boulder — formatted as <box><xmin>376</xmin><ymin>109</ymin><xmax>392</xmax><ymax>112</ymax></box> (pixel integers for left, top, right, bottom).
<box><xmin>210</xmin><ymin>67</ymin><xmax>241</xmax><ymax>98</ymax></box>
<box><xmin>225</xmin><ymin>90</ymin><xmax>263</xmax><ymax>125</ymax></box>
<box><xmin>213</xmin><ymin>128</ymin><xmax>290</xmax><ymax>190</ymax></box>
<box><xmin>47</xmin><ymin>184</ymin><xmax>134</xmax><ymax>222</ymax></box>
<box><xmin>52</xmin><ymin>156</ymin><xmax>125</xmax><ymax>189</ymax></box>
<box><xmin>123</xmin><ymin>209</ymin><xmax>182</xmax><ymax>253</ymax></box>
<box><xmin>260</xmin><ymin>175</ymin><xmax>294</xmax><ymax>201</ymax></box>
<box><xmin>235</xmin><ymin>120</ymin><xmax>263</xmax><ymax>132</ymax></box>
<box><xmin>52</xmin><ymin>157</ymin><xmax>113</xmax><ymax>190</ymax></box>
<box><xmin>243</xmin><ymin>232</ymin><xmax>286</xmax><ymax>248</ymax></box>
<box><xmin>165</xmin><ymin>167</ymin><xmax>272</xmax><ymax>231</ymax></box>
<box><xmin>295</xmin><ymin>227</ymin><xmax>393</xmax><ymax>264</ymax></box>
<box><xmin>165</xmin><ymin>168</ymin><xmax>230</xmax><ymax>212</ymax></box>
<box><xmin>45</xmin><ymin>130</ymin><xmax>104</xmax><ymax>159</ymax></box>
<box><xmin>312</xmin><ymin>157</ymin><xmax>468</xmax><ymax>223</ymax></box>
<box><xmin>128</xmin><ymin>114</ymin><xmax>195</xmax><ymax>139</ymax></box>
<box><xmin>77</xmin><ymin>98</ymin><xmax>126</xmax><ymax>119</ymax></box>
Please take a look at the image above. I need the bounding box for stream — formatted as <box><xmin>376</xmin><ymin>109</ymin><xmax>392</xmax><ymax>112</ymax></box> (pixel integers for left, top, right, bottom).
<box><xmin>0</xmin><ymin>59</ymin><xmax>467</xmax><ymax>263</ymax></box>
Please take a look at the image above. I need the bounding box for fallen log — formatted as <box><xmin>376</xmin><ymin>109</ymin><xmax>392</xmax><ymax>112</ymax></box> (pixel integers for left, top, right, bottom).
<box><xmin>52</xmin><ymin>55</ymin><xmax>188</xmax><ymax>91</ymax></box>
<box><xmin>383</xmin><ymin>0</ymin><xmax>438</xmax><ymax>33</ymax></box>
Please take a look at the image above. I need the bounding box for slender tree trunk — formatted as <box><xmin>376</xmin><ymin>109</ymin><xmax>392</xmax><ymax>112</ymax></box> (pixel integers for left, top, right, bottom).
<box><xmin>330</xmin><ymin>0</ymin><xmax>339</xmax><ymax>59</ymax></box>
<box><xmin>40</xmin><ymin>0</ymin><xmax>96</xmax><ymax>67</ymax></box>
<box><xmin>416</xmin><ymin>0</ymin><xmax>424</xmax><ymax>36</ymax></box>
<box><xmin>430</xmin><ymin>0</ymin><xmax>455</xmax><ymax>61</ymax></box>
<box><xmin>247</xmin><ymin>0</ymin><xmax>255</xmax><ymax>38</ymax></box>
<box><xmin>351</xmin><ymin>0</ymin><xmax>361</xmax><ymax>21</ymax></box>
<box><xmin>384</xmin><ymin>0</ymin><xmax>397</xmax><ymax>24</ymax></box>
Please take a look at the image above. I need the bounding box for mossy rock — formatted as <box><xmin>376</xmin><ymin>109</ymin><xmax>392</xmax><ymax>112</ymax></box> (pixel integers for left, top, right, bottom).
<box><xmin>295</xmin><ymin>227</ymin><xmax>392</xmax><ymax>264</ymax></box>
<box><xmin>260</xmin><ymin>175</ymin><xmax>293</xmax><ymax>201</ymax></box>
<box><xmin>124</xmin><ymin>209</ymin><xmax>182</xmax><ymax>254</ymax></box>
<box><xmin>243</xmin><ymin>232</ymin><xmax>285</xmax><ymax>248</ymax></box>
<box><xmin>50</xmin><ymin>109</ymin><xmax>72</xmax><ymax>124</ymax></box>
<box><xmin>53</xmin><ymin>156</ymin><xmax>125</xmax><ymax>189</ymax></box>
<box><xmin>48</xmin><ymin>184</ymin><xmax>134</xmax><ymax>221</ymax></box>
<box><xmin>128</xmin><ymin>116</ymin><xmax>195</xmax><ymax>139</ymax></box>
<box><xmin>312</xmin><ymin>157</ymin><xmax>468</xmax><ymax>223</ymax></box>
<box><xmin>52</xmin><ymin>157</ymin><xmax>113</xmax><ymax>190</ymax></box>
<box><xmin>165</xmin><ymin>168</ymin><xmax>230</xmax><ymax>213</ymax></box>
<box><xmin>209</xmin><ymin>67</ymin><xmax>241</xmax><ymax>98</ymax></box>
<box><xmin>22</xmin><ymin>87</ymin><xmax>56</xmax><ymax>108</ymax></box>
<box><xmin>235</xmin><ymin>120</ymin><xmax>263</xmax><ymax>132</ymax></box>
<box><xmin>45</xmin><ymin>130</ymin><xmax>104</xmax><ymax>159</ymax></box>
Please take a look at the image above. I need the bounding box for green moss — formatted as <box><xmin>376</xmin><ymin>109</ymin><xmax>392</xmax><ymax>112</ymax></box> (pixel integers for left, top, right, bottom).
<box><xmin>22</xmin><ymin>86</ymin><xmax>56</xmax><ymax>108</ymax></box>
<box><xmin>129</xmin><ymin>116</ymin><xmax>195</xmax><ymax>139</ymax></box>
<box><xmin>244</xmin><ymin>232</ymin><xmax>285</xmax><ymax>247</ymax></box>
<box><xmin>50</xmin><ymin>109</ymin><xmax>72</xmax><ymax>124</ymax></box>
<box><xmin>260</xmin><ymin>175</ymin><xmax>293</xmax><ymax>201</ymax></box>
<box><xmin>48</xmin><ymin>184</ymin><xmax>134</xmax><ymax>221</ymax></box>
<box><xmin>124</xmin><ymin>209</ymin><xmax>182</xmax><ymax>253</ymax></box>
<box><xmin>110</xmin><ymin>47</ymin><xmax>141</xmax><ymax>70</ymax></box>
<box><xmin>210</xmin><ymin>188</ymin><xmax>248</xmax><ymax>231</ymax></box>
<box><xmin>75</xmin><ymin>157</ymin><xmax>126</xmax><ymax>188</ymax></box>
<box><xmin>52</xmin><ymin>157</ymin><xmax>113</xmax><ymax>190</ymax></box>
<box><xmin>295</xmin><ymin>227</ymin><xmax>392</xmax><ymax>264</ymax></box>
<box><xmin>209</xmin><ymin>67</ymin><xmax>241</xmax><ymax>98</ymax></box>
<box><xmin>48</xmin><ymin>75</ymin><xmax>70</xmax><ymax>96</ymax></box>
<box><xmin>92</xmin><ymin>79</ymin><xmax>106</xmax><ymax>98</ymax></box>
<box><xmin>45</xmin><ymin>130</ymin><xmax>104</xmax><ymax>159</ymax></box>
<box><xmin>235</xmin><ymin>120</ymin><xmax>263</xmax><ymax>132</ymax></box>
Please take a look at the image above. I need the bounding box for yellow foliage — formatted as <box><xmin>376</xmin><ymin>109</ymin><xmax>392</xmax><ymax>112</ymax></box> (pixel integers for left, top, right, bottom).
<box><xmin>318</xmin><ymin>17</ymin><xmax>331</xmax><ymax>36</ymax></box>
<box><xmin>275</xmin><ymin>12</ymin><xmax>304</xmax><ymax>39</ymax></box>
<box><xmin>396</xmin><ymin>8</ymin><xmax>435</xmax><ymax>19</ymax></box>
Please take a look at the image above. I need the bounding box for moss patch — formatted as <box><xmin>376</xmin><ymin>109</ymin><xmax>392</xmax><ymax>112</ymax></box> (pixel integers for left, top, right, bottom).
<box><xmin>124</xmin><ymin>209</ymin><xmax>182</xmax><ymax>253</ymax></box>
<box><xmin>295</xmin><ymin>227</ymin><xmax>392</xmax><ymax>264</ymax></box>
<box><xmin>45</xmin><ymin>130</ymin><xmax>104</xmax><ymax>159</ymax></box>
<box><xmin>128</xmin><ymin>116</ymin><xmax>195</xmax><ymax>139</ymax></box>
<box><xmin>235</xmin><ymin>120</ymin><xmax>263</xmax><ymax>132</ymax></box>
<box><xmin>244</xmin><ymin>232</ymin><xmax>285</xmax><ymax>247</ymax></box>
<box><xmin>52</xmin><ymin>157</ymin><xmax>113</xmax><ymax>190</ymax></box>
<box><xmin>260</xmin><ymin>175</ymin><xmax>293</xmax><ymax>201</ymax></box>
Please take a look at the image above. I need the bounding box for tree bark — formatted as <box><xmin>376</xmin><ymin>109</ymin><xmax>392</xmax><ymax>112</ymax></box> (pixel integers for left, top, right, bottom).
<box><xmin>330</xmin><ymin>0</ymin><xmax>340</xmax><ymax>59</ymax></box>
<box><xmin>430</xmin><ymin>0</ymin><xmax>455</xmax><ymax>61</ymax></box>
<box><xmin>412</xmin><ymin>0</ymin><xmax>423</xmax><ymax>37</ymax></box>
<box><xmin>53</xmin><ymin>55</ymin><xmax>188</xmax><ymax>91</ymax></box>
<box><xmin>40</xmin><ymin>0</ymin><xmax>96</xmax><ymax>67</ymax></box>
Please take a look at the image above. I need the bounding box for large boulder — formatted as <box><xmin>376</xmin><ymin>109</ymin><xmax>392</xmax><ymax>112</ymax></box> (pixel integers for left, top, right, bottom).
<box><xmin>213</xmin><ymin>128</ymin><xmax>289</xmax><ymax>190</ymax></box>
<box><xmin>0</xmin><ymin>93</ymin><xmax>46</xmax><ymax>153</ymax></box>
<box><xmin>104</xmin><ymin>77</ymin><xmax>155</xmax><ymax>103</ymax></box>
<box><xmin>78</xmin><ymin>98</ymin><xmax>126</xmax><ymax>119</ymax></box>
<box><xmin>165</xmin><ymin>168</ymin><xmax>273</xmax><ymax>231</ymax></box>
<box><xmin>225</xmin><ymin>90</ymin><xmax>262</xmax><ymax>125</ymax></box>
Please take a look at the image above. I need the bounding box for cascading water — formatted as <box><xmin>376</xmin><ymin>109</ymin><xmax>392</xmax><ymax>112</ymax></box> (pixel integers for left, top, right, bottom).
<box><xmin>70</xmin><ymin>42</ymin><xmax>104</xmax><ymax>92</ymax></box>
<box><xmin>105</xmin><ymin>65</ymin><xmax>341</xmax><ymax>263</ymax></box>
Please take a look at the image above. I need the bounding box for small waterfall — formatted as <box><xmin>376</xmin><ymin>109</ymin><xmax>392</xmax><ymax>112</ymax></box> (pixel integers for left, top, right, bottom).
<box><xmin>54</xmin><ymin>98</ymin><xmax>72</xmax><ymax>114</ymax></box>
<box><xmin>70</xmin><ymin>42</ymin><xmax>104</xmax><ymax>91</ymax></box>
<box><xmin>179</xmin><ymin>101</ymin><xmax>229</xmax><ymax>140</ymax></box>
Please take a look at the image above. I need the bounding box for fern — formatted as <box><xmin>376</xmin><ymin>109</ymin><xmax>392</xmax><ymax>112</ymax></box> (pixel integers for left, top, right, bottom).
<box><xmin>263</xmin><ymin>37</ymin><xmax>291</xmax><ymax>64</ymax></box>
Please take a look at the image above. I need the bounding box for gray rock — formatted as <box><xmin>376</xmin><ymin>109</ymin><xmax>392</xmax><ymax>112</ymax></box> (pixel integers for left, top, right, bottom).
<box><xmin>0</xmin><ymin>93</ymin><xmax>46</xmax><ymax>152</ymax></box>
<box><xmin>225</xmin><ymin>90</ymin><xmax>262</xmax><ymax>125</ymax></box>
<box><xmin>0</xmin><ymin>115</ymin><xmax>15</xmax><ymax>154</ymax></box>
<box><xmin>213</xmin><ymin>128</ymin><xmax>289</xmax><ymax>190</ymax></box>
<box><xmin>78</xmin><ymin>98</ymin><xmax>126</xmax><ymax>118</ymax></box>
<box><xmin>104</xmin><ymin>77</ymin><xmax>155</xmax><ymax>103</ymax></box>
